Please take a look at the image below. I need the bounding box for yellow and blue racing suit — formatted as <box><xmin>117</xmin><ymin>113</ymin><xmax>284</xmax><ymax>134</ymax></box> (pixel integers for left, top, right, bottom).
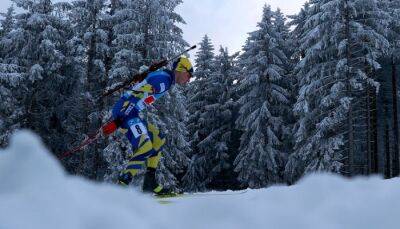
<box><xmin>113</xmin><ymin>70</ymin><xmax>174</xmax><ymax>186</ymax></box>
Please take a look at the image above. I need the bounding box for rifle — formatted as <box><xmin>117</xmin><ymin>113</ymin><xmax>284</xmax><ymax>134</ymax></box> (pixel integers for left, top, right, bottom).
<box><xmin>101</xmin><ymin>45</ymin><xmax>197</xmax><ymax>98</ymax></box>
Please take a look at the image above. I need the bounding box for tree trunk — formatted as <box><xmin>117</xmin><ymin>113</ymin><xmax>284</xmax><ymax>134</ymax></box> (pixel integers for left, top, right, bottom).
<box><xmin>385</xmin><ymin>103</ymin><xmax>392</xmax><ymax>179</ymax></box>
<box><xmin>391</xmin><ymin>57</ymin><xmax>399</xmax><ymax>176</ymax></box>
<box><xmin>371</xmin><ymin>86</ymin><xmax>379</xmax><ymax>174</ymax></box>
<box><xmin>104</xmin><ymin>0</ymin><xmax>116</xmax><ymax>79</ymax></box>
<box><xmin>366</xmin><ymin>85</ymin><xmax>372</xmax><ymax>175</ymax></box>
<box><xmin>345</xmin><ymin>0</ymin><xmax>354</xmax><ymax>175</ymax></box>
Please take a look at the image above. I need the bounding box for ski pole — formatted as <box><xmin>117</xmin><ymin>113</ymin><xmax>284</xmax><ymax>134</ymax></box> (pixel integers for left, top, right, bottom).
<box><xmin>60</xmin><ymin>127</ymin><xmax>103</xmax><ymax>160</ymax></box>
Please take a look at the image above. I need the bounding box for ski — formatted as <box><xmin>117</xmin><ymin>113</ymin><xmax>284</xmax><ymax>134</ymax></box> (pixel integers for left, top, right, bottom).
<box><xmin>154</xmin><ymin>190</ymin><xmax>249</xmax><ymax>204</ymax></box>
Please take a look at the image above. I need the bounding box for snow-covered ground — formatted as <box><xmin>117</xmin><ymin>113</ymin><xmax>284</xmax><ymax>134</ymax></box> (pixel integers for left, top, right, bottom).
<box><xmin>1</xmin><ymin>130</ymin><xmax>399</xmax><ymax>229</ymax></box>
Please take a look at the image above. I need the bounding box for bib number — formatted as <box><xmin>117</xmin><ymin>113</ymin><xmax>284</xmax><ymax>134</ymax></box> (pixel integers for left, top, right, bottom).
<box><xmin>128</xmin><ymin>119</ymin><xmax>148</xmax><ymax>138</ymax></box>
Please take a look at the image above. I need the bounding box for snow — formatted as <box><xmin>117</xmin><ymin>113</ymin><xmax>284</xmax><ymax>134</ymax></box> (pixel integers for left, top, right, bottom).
<box><xmin>1</xmin><ymin>130</ymin><xmax>400</xmax><ymax>229</ymax></box>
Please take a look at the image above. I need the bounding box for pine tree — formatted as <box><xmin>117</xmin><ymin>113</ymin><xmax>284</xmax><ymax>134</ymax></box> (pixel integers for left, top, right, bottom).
<box><xmin>286</xmin><ymin>0</ymin><xmax>390</xmax><ymax>183</ymax></box>
<box><xmin>183</xmin><ymin>35</ymin><xmax>216</xmax><ymax>191</ymax></box>
<box><xmin>0</xmin><ymin>0</ymin><xmax>85</xmax><ymax>161</ymax></box>
<box><xmin>0</xmin><ymin>5</ymin><xmax>15</xmax><ymax>38</ymax></box>
<box><xmin>0</xmin><ymin>5</ymin><xmax>21</xmax><ymax>147</ymax></box>
<box><xmin>273</xmin><ymin>7</ymin><xmax>296</xmax><ymax>176</ymax></box>
<box><xmin>108</xmin><ymin>0</ymin><xmax>142</xmax><ymax>86</ymax></box>
<box><xmin>377</xmin><ymin>0</ymin><xmax>400</xmax><ymax>177</ymax></box>
<box><xmin>186</xmin><ymin>34</ymin><xmax>215</xmax><ymax>155</ymax></box>
<box><xmin>183</xmin><ymin>46</ymin><xmax>239</xmax><ymax>191</ymax></box>
<box><xmin>206</xmin><ymin>47</ymin><xmax>241</xmax><ymax>190</ymax></box>
<box><xmin>287</xmin><ymin>2</ymin><xmax>310</xmax><ymax>61</ymax></box>
<box><xmin>234</xmin><ymin>5</ymin><xmax>290</xmax><ymax>188</ymax></box>
<box><xmin>63</xmin><ymin>0</ymin><xmax>112</xmax><ymax>179</ymax></box>
<box><xmin>386</xmin><ymin>0</ymin><xmax>400</xmax><ymax>177</ymax></box>
<box><xmin>0</xmin><ymin>63</ymin><xmax>25</xmax><ymax>147</ymax></box>
<box><xmin>110</xmin><ymin>0</ymin><xmax>187</xmax><ymax>84</ymax></box>
<box><xmin>274</xmin><ymin>8</ymin><xmax>291</xmax><ymax>57</ymax></box>
<box><xmin>285</xmin><ymin>2</ymin><xmax>312</xmax><ymax>183</ymax></box>
<box><xmin>155</xmin><ymin>86</ymin><xmax>190</xmax><ymax>192</ymax></box>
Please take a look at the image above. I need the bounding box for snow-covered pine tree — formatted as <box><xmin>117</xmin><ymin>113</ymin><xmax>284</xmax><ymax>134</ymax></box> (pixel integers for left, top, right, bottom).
<box><xmin>285</xmin><ymin>2</ymin><xmax>312</xmax><ymax>183</ymax></box>
<box><xmin>205</xmin><ymin>47</ymin><xmax>241</xmax><ymax>190</ymax></box>
<box><xmin>183</xmin><ymin>46</ymin><xmax>240</xmax><ymax>191</ymax></box>
<box><xmin>0</xmin><ymin>5</ymin><xmax>15</xmax><ymax>38</ymax></box>
<box><xmin>108</xmin><ymin>0</ymin><xmax>142</xmax><ymax>87</ymax></box>
<box><xmin>0</xmin><ymin>63</ymin><xmax>25</xmax><ymax>147</ymax></box>
<box><xmin>65</xmin><ymin>0</ymin><xmax>112</xmax><ymax>179</ymax></box>
<box><xmin>0</xmin><ymin>5</ymin><xmax>22</xmax><ymax>147</ymax></box>
<box><xmin>101</xmin><ymin>0</ymin><xmax>143</xmax><ymax>182</ymax></box>
<box><xmin>186</xmin><ymin>34</ymin><xmax>215</xmax><ymax>153</ymax></box>
<box><xmin>287</xmin><ymin>2</ymin><xmax>310</xmax><ymax>61</ymax></box>
<box><xmin>387</xmin><ymin>0</ymin><xmax>400</xmax><ymax>177</ymax></box>
<box><xmin>286</xmin><ymin>0</ymin><xmax>390</xmax><ymax>183</ymax></box>
<box><xmin>154</xmin><ymin>85</ymin><xmax>190</xmax><ymax>192</ymax></box>
<box><xmin>109</xmin><ymin>0</ymin><xmax>187</xmax><ymax>85</ymax></box>
<box><xmin>234</xmin><ymin>5</ymin><xmax>290</xmax><ymax>188</ymax></box>
<box><xmin>182</xmin><ymin>35</ymin><xmax>216</xmax><ymax>192</ymax></box>
<box><xmin>273</xmin><ymin>7</ymin><xmax>296</xmax><ymax>173</ymax></box>
<box><xmin>0</xmin><ymin>0</ymin><xmax>85</xmax><ymax>161</ymax></box>
<box><xmin>134</xmin><ymin>0</ymin><xmax>187</xmax><ymax>64</ymax></box>
<box><xmin>376</xmin><ymin>0</ymin><xmax>400</xmax><ymax>177</ymax></box>
<box><xmin>273</xmin><ymin>8</ymin><xmax>291</xmax><ymax>58</ymax></box>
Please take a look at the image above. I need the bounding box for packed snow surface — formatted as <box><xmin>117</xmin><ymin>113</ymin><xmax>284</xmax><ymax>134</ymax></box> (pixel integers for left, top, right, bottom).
<box><xmin>1</xmin><ymin>130</ymin><xmax>399</xmax><ymax>229</ymax></box>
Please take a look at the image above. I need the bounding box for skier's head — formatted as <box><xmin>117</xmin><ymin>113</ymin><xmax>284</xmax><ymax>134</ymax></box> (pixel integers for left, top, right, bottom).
<box><xmin>173</xmin><ymin>56</ymin><xmax>193</xmax><ymax>85</ymax></box>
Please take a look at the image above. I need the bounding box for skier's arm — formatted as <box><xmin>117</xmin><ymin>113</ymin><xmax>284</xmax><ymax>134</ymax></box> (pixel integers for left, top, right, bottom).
<box><xmin>125</xmin><ymin>73</ymin><xmax>170</xmax><ymax>111</ymax></box>
<box><xmin>103</xmin><ymin>73</ymin><xmax>170</xmax><ymax>136</ymax></box>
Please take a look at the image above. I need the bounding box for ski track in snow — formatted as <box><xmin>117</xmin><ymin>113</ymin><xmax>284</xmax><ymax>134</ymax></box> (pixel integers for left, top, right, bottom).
<box><xmin>1</xmin><ymin>130</ymin><xmax>399</xmax><ymax>229</ymax></box>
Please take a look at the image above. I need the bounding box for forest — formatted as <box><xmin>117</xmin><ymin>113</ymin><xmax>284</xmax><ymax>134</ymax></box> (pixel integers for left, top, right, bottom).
<box><xmin>0</xmin><ymin>0</ymin><xmax>399</xmax><ymax>193</ymax></box>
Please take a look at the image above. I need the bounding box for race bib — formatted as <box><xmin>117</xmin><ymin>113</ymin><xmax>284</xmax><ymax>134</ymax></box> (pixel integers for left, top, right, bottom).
<box><xmin>128</xmin><ymin>118</ymin><xmax>148</xmax><ymax>138</ymax></box>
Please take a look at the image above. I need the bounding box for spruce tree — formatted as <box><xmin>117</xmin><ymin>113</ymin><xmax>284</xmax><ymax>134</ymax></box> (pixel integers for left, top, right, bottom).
<box><xmin>285</xmin><ymin>2</ymin><xmax>311</xmax><ymax>183</ymax></box>
<box><xmin>0</xmin><ymin>63</ymin><xmax>25</xmax><ymax>147</ymax></box>
<box><xmin>0</xmin><ymin>0</ymin><xmax>84</xmax><ymax>161</ymax></box>
<box><xmin>234</xmin><ymin>5</ymin><xmax>290</xmax><ymax>188</ymax></box>
<box><xmin>0</xmin><ymin>5</ymin><xmax>15</xmax><ymax>38</ymax></box>
<box><xmin>286</xmin><ymin>0</ymin><xmax>390</xmax><ymax>183</ymax></box>
<box><xmin>183</xmin><ymin>46</ymin><xmax>239</xmax><ymax>191</ymax></box>
<box><xmin>155</xmin><ymin>86</ymin><xmax>190</xmax><ymax>192</ymax></box>
<box><xmin>0</xmin><ymin>5</ymin><xmax>21</xmax><ymax>147</ymax></box>
<box><xmin>186</xmin><ymin>34</ymin><xmax>215</xmax><ymax>155</ymax></box>
<box><xmin>378</xmin><ymin>0</ymin><xmax>400</xmax><ymax>177</ymax></box>
<box><xmin>67</xmin><ymin>0</ymin><xmax>112</xmax><ymax>179</ymax></box>
<box><xmin>206</xmin><ymin>47</ymin><xmax>241</xmax><ymax>190</ymax></box>
<box><xmin>183</xmin><ymin>35</ymin><xmax>216</xmax><ymax>192</ymax></box>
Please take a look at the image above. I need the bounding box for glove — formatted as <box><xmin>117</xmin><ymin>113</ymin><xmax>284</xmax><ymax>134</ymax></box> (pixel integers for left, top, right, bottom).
<box><xmin>102</xmin><ymin>119</ymin><xmax>121</xmax><ymax>136</ymax></box>
<box><xmin>144</xmin><ymin>95</ymin><xmax>155</xmax><ymax>105</ymax></box>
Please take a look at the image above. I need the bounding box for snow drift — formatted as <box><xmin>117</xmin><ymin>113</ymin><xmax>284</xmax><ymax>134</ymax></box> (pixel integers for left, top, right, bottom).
<box><xmin>1</xmin><ymin>130</ymin><xmax>399</xmax><ymax>229</ymax></box>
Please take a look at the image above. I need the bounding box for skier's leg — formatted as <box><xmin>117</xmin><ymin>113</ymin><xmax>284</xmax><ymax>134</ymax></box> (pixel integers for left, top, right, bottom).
<box><xmin>118</xmin><ymin>118</ymin><xmax>156</xmax><ymax>186</ymax></box>
<box><xmin>143</xmin><ymin>123</ymin><xmax>167</xmax><ymax>193</ymax></box>
<box><xmin>146</xmin><ymin>123</ymin><xmax>165</xmax><ymax>169</ymax></box>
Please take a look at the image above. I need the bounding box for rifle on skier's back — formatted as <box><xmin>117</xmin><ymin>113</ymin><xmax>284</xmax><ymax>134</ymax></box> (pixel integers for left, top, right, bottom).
<box><xmin>60</xmin><ymin>45</ymin><xmax>197</xmax><ymax>160</ymax></box>
<box><xmin>102</xmin><ymin>45</ymin><xmax>197</xmax><ymax>98</ymax></box>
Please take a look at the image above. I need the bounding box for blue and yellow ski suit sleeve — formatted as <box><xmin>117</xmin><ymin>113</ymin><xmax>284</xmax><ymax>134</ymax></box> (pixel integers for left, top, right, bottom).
<box><xmin>113</xmin><ymin>70</ymin><xmax>175</xmax><ymax>183</ymax></box>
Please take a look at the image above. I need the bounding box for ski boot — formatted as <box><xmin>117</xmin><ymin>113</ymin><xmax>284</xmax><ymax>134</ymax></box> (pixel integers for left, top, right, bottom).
<box><xmin>118</xmin><ymin>172</ymin><xmax>133</xmax><ymax>186</ymax></box>
<box><xmin>142</xmin><ymin>168</ymin><xmax>175</xmax><ymax>196</ymax></box>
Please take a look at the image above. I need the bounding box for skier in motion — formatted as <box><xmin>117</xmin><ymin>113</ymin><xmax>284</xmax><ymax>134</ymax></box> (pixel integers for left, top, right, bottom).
<box><xmin>102</xmin><ymin>57</ymin><xmax>193</xmax><ymax>195</ymax></box>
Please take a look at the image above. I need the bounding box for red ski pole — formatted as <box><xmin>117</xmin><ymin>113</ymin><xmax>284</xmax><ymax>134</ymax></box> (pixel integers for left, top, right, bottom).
<box><xmin>60</xmin><ymin>128</ymin><xmax>103</xmax><ymax>160</ymax></box>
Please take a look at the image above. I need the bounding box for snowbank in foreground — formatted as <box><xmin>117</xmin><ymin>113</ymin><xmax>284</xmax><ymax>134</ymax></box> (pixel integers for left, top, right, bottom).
<box><xmin>1</xmin><ymin>130</ymin><xmax>399</xmax><ymax>229</ymax></box>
